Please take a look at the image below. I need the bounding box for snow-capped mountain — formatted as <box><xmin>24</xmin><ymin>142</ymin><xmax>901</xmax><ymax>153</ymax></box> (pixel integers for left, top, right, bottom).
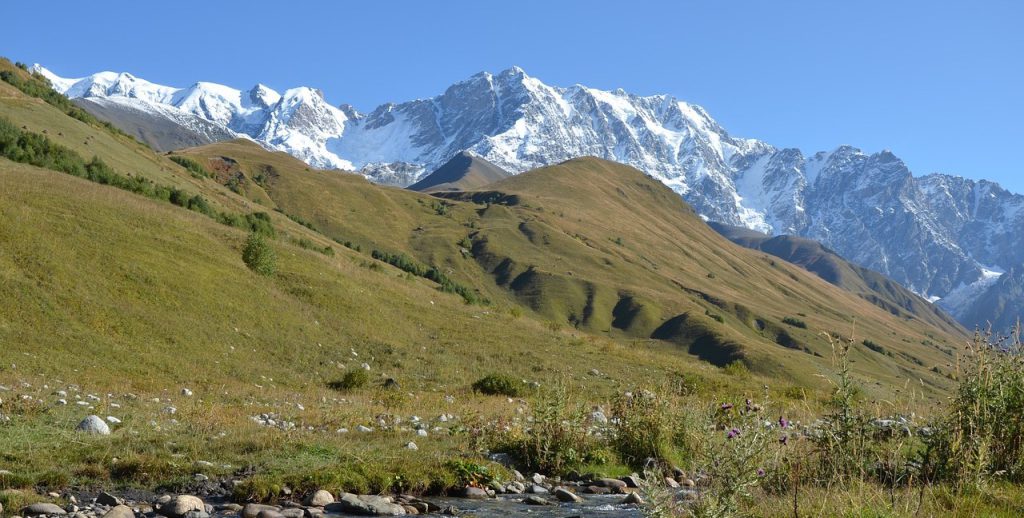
<box><xmin>33</xmin><ymin>64</ymin><xmax>1024</xmax><ymax>327</ymax></box>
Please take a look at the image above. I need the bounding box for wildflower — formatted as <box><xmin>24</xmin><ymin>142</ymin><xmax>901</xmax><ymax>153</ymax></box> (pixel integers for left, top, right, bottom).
<box><xmin>721</xmin><ymin>402</ymin><xmax>734</xmax><ymax>411</ymax></box>
<box><xmin>779</xmin><ymin>434</ymin><xmax>789</xmax><ymax>445</ymax></box>
<box><xmin>727</xmin><ymin>427</ymin><xmax>741</xmax><ymax>439</ymax></box>
<box><xmin>757</xmin><ymin>468</ymin><xmax>766</xmax><ymax>477</ymax></box>
<box><xmin>779</xmin><ymin>416</ymin><xmax>789</xmax><ymax>429</ymax></box>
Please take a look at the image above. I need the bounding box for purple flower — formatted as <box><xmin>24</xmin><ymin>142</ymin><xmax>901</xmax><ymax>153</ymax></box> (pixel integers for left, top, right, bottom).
<box><xmin>727</xmin><ymin>428</ymin><xmax>741</xmax><ymax>439</ymax></box>
<box><xmin>778</xmin><ymin>416</ymin><xmax>789</xmax><ymax>429</ymax></box>
<box><xmin>721</xmin><ymin>402</ymin><xmax>734</xmax><ymax>411</ymax></box>
<box><xmin>779</xmin><ymin>434</ymin><xmax>789</xmax><ymax>445</ymax></box>
<box><xmin>757</xmin><ymin>468</ymin><xmax>766</xmax><ymax>477</ymax></box>
<box><xmin>745</xmin><ymin>399</ymin><xmax>753</xmax><ymax>410</ymax></box>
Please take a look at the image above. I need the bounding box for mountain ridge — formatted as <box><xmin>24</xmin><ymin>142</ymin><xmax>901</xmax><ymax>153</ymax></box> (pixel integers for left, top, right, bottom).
<box><xmin>31</xmin><ymin>63</ymin><xmax>1024</xmax><ymax>329</ymax></box>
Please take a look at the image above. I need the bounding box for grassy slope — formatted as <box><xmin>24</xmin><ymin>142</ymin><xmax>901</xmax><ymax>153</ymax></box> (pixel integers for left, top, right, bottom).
<box><xmin>175</xmin><ymin>141</ymin><xmax>966</xmax><ymax>399</ymax></box>
<box><xmin>710</xmin><ymin>222</ymin><xmax>965</xmax><ymax>335</ymax></box>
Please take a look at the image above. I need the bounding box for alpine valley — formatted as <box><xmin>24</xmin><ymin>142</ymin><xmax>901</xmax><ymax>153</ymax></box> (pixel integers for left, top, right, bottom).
<box><xmin>32</xmin><ymin>64</ymin><xmax>1024</xmax><ymax>332</ymax></box>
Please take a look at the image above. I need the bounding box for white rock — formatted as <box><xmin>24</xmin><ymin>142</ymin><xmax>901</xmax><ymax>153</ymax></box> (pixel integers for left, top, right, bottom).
<box><xmin>181</xmin><ymin>388</ymin><xmax>193</xmax><ymax>397</ymax></box>
<box><xmin>405</xmin><ymin>442</ymin><xmax>418</xmax><ymax>451</ymax></box>
<box><xmin>106</xmin><ymin>416</ymin><xmax>122</xmax><ymax>424</ymax></box>
<box><xmin>76</xmin><ymin>415</ymin><xmax>111</xmax><ymax>435</ymax></box>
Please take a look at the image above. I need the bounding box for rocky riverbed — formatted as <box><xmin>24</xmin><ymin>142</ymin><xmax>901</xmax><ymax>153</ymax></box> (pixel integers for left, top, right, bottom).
<box><xmin>2</xmin><ymin>471</ymin><xmax>698</xmax><ymax>518</ymax></box>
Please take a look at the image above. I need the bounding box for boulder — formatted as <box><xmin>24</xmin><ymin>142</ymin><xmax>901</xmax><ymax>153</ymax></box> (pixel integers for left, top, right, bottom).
<box><xmin>159</xmin><ymin>496</ymin><xmax>204</xmax><ymax>518</ymax></box>
<box><xmin>621</xmin><ymin>492</ymin><xmax>644</xmax><ymax>505</ymax></box>
<box><xmin>75</xmin><ymin>415</ymin><xmax>110</xmax><ymax>435</ymax></box>
<box><xmin>304</xmin><ymin>490</ymin><xmax>334</xmax><ymax>507</ymax></box>
<box><xmin>324</xmin><ymin>494</ymin><xmax>406</xmax><ymax>516</ymax></box>
<box><xmin>592</xmin><ymin>478</ymin><xmax>627</xmax><ymax>489</ymax></box>
<box><xmin>522</xmin><ymin>496</ymin><xmax>551</xmax><ymax>506</ymax></box>
<box><xmin>241</xmin><ymin>504</ymin><xmax>278</xmax><ymax>518</ymax></box>
<box><xmin>279</xmin><ymin>509</ymin><xmax>303</xmax><ymax>518</ymax></box>
<box><xmin>459</xmin><ymin>487</ymin><xmax>490</xmax><ymax>500</ymax></box>
<box><xmin>552</xmin><ymin>488</ymin><xmax>582</xmax><ymax>503</ymax></box>
<box><xmin>102</xmin><ymin>505</ymin><xmax>135</xmax><ymax>518</ymax></box>
<box><xmin>96</xmin><ymin>492</ymin><xmax>122</xmax><ymax>507</ymax></box>
<box><xmin>526</xmin><ymin>484</ymin><xmax>548</xmax><ymax>494</ymax></box>
<box><xmin>22</xmin><ymin>503</ymin><xmax>68</xmax><ymax>516</ymax></box>
<box><xmin>256</xmin><ymin>510</ymin><xmax>284</xmax><ymax>518</ymax></box>
<box><xmin>621</xmin><ymin>475</ymin><xmax>642</xmax><ymax>488</ymax></box>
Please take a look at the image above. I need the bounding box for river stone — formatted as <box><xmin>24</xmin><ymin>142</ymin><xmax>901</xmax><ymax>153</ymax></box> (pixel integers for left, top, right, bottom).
<box><xmin>325</xmin><ymin>494</ymin><xmax>406</xmax><ymax>516</ymax></box>
<box><xmin>95</xmin><ymin>492</ymin><xmax>120</xmax><ymax>506</ymax></box>
<box><xmin>682</xmin><ymin>478</ymin><xmax>696</xmax><ymax>487</ymax></box>
<box><xmin>552</xmin><ymin>488</ymin><xmax>582</xmax><ymax>503</ymax></box>
<box><xmin>102</xmin><ymin>505</ymin><xmax>135</xmax><ymax>518</ymax></box>
<box><xmin>585</xmin><ymin>486</ymin><xmax>610</xmax><ymax>495</ymax></box>
<box><xmin>256</xmin><ymin>510</ymin><xmax>284</xmax><ymax>518</ymax></box>
<box><xmin>593</xmin><ymin>478</ymin><xmax>627</xmax><ymax>489</ymax></box>
<box><xmin>522</xmin><ymin>496</ymin><xmax>551</xmax><ymax>506</ymax></box>
<box><xmin>75</xmin><ymin>415</ymin><xmax>110</xmax><ymax>435</ymax></box>
<box><xmin>621</xmin><ymin>475</ymin><xmax>641</xmax><ymax>488</ymax></box>
<box><xmin>216</xmin><ymin>504</ymin><xmax>243</xmax><ymax>513</ymax></box>
<box><xmin>526</xmin><ymin>484</ymin><xmax>548</xmax><ymax>494</ymax></box>
<box><xmin>460</xmin><ymin>487</ymin><xmax>489</xmax><ymax>500</ymax></box>
<box><xmin>281</xmin><ymin>509</ymin><xmax>304</xmax><ymax>518</ymax></box>
<box><xmin>621</xmin><ymin>492</ymin><xmax>644</xmax><ymax>505</ymax></box>
<box><xmin>22</xmin><ymin>503</ymin><xmax>68</xmax><ymax>516</ymax></box>
<box><xmin>241</xmin><ymin>504</ymin><xmax>278</xmax><ymax>518</ymax></box>
<box><xmin>530</xmin><ymin>473</ymin><xmax>545</xmax><ymax>485</ymax></box>
<box><xmin>160</xmin><ymin>496</ymin><xmax>204</xmax><ymax>518</ymax></box>
<box><xmin>305</xmin><ymin>490</ymin><xmax>334</xmax><ymax>507</ymax></box>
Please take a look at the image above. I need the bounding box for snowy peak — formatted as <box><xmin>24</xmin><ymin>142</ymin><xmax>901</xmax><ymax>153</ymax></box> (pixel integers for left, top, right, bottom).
<box><xmin>34</xmin><ymin>63</ymin><xmax>1024</xmax><ymax>327</ymax></box>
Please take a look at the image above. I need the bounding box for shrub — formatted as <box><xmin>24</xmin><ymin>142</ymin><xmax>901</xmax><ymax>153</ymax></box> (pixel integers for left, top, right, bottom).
<box><xmin>502</xmin><ymin>384</ymin><xmax>601</xmax><ymax>474</ymax></box>
<box><xmin>782</xmin><ymin>316</ymin><xmax>808</xmax><ymax>329</ymax></box>
<box><xmin>327</xmin><ymin>368</ymin><xmax>370</xmax><ymax>391</ymax></box>
<box><xmin>169</xmin><ymin>155</ymin><xmax>212</xmax><ymax>178</ymax></box>
<box><xmin>611</xmin><ymin>390</ymin><xmax>680</xmax><ymax>468</ymax></box>
<box><xmin>472</xmin><ymin>374</ymin><xmax>524</xmax><ymax>397</ymax></box>
<box><xmin>933</xmin><ymin>331</ymin><xmax>1024</xmax><ymax>488</ymax></box>
<box><xmin>242</xmin><ymin>232</ymin><xmax>276</xmax><ymax>276</ymax></box>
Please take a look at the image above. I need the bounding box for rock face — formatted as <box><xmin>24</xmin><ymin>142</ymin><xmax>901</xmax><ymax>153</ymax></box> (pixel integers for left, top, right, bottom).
<box><xmin>36</xmin><ymin>64</ymin><xmax>1024</xmax><ymax>327</ymax></box>
<box><xmin>75</xmin><ymin>415</ymin><xmax>111</xmax><ymax>435</ymax></box>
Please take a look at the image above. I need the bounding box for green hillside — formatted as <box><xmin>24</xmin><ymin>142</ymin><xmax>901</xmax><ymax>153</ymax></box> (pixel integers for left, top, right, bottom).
<box><xmin>0</xmin><ymin>57</ymin><xmax>1001</xmax><ymax>515</ymax></box>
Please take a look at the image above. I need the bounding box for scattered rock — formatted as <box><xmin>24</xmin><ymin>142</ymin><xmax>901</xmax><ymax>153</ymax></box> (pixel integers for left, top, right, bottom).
<box><xmin>22</xmin><ymin>503</ymin><xmax>68</xmax><ymax>516</ymax></box>
<box><xmin>681</xmin><ymin>478</ymin><xmax>696</xmax><ymax>487</ymax></box>
<box><xmin>102</xmin><ymin>505</ymin><xmax>135</xmax><ymax>518</ymax></box>
<box><xmin>526</xmin><ymin>484</ymin><xmax>548</xmax><ymax>494</ymax></box>
<box><xmin>405</xmin><ymin>442</ymin><xmax>418</xmax><ymax>451</ymax></box>
<box><xmin>279</xmin><ymin>508</ymin><xmax>303</xmax><ymax>518</ymax></box>
<box><xmin>621</xmin><ymin>492</ymin><xmax>644</xmax><ymax>505</ymax></box>
<box><xmin>256</xmin><ymin>510</ymin><xmax>284</xmax><ymax>518</ymax></box>
<box><xmin>304</xmin><ymin>490</ymin><xmax>334</xmax><ymax>507</ymax></box>
<box><xmin>621</xmin><ymin>475</ymin><xmax>641</xmax><ymax>488</ymax></box>
<box><xmin>552</xmin><ymin>488</ymin><xmax>582</xmax><ymax>503</ymax></box>
<box><xmin>665</xmin><ymin>477</ymin><xmax>680</xmax><ymax>488</ymax></box>
<box><xmin>522</xmin><ymin>496</ymin><xmax>552</xmax><ymax>506</ymax></box>
<box><xmin>585</xmin><ymin>486</ymin><xmax>610</xmax><ymax>495</ymax></box>
<box><xmin>181</xmin><ymin>388</ymin><xmax>193</xmax><ymax>397</ymax></box>
<box><xmin>75</xmin><ymin>415</ymin><xmax>110</xmax><ymax>435</ymax></box>
<box><xmin>531</xmin><ymin>473</ymin><xmax>545</xmax><ymax>485</ymax></box>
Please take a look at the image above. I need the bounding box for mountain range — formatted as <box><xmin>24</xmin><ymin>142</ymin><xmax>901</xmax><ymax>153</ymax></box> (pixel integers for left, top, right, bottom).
<box><xmin>32</xmin><ymin>64</ymin><xmax>1024</xmax><ymax>331</ymax></box>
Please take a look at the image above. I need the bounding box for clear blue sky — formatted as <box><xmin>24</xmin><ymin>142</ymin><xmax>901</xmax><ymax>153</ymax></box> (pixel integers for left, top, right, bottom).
<box><xmin>5</xmin><ymin>0</ymin><xmax>1023</xmax><ymax>192</ymax></box>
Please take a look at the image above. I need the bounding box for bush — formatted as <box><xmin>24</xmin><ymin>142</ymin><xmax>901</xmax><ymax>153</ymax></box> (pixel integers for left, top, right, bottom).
<box><xmin>327</xmin><ymin>368</ymin><xmax>370</xmax><ymax>391</ymax></box>
<box><xmin>242</xmin><ymin>232</ymin><xmax>276</xmax><ymax>276</ymax></box>
<box><xmin>933</xmin><ymin>331</ymin><xmax>1024</xmax><ymax>488</ymax></box>
<box><xmin>611</xmin><ymin>390</ymin><xmax>680</xmax><ymax>468</ymax></box>
<box><xmin>782</xmin><ymin>316</ymin><xmax>808</xmax><ymax>329</ymax></box>
<box><xmin>472</xmin><ymin>374</ymin><xmax>525</xmax><ymax>397</ymax></box>
<box><xmin>169</xmin><ymin>155</ymin><xmax>212</xmax><ymax>178</ymax></box>
<box><xmin>502</xmin><ymin>384</ymin><xmax>602</xmax><ymax>474</ymax></box>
